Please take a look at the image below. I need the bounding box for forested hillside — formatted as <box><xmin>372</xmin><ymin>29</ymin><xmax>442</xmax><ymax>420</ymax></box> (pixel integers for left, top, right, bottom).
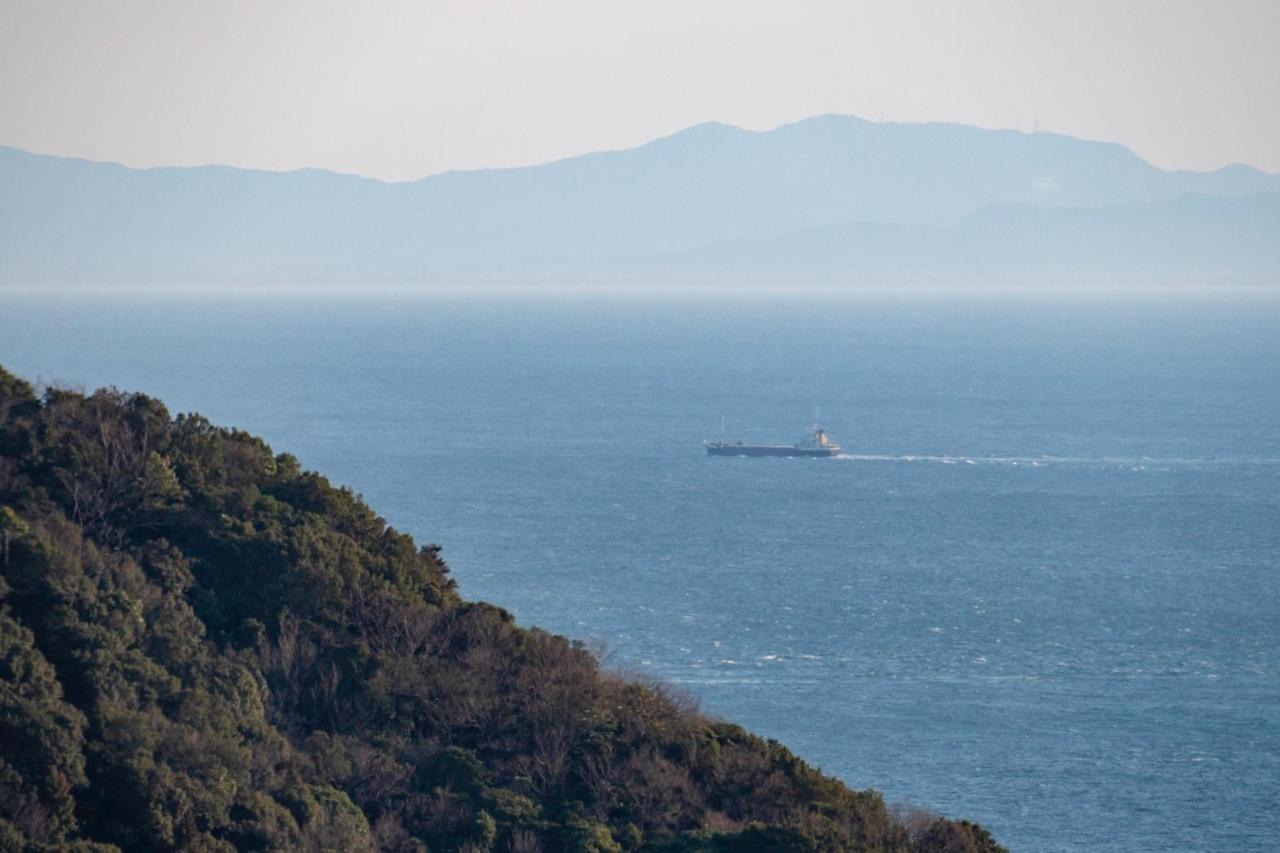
<box><xmin>0</xmin><ymin>366</ymin><xmax>1003</xmax><ymax>852</ymax></box>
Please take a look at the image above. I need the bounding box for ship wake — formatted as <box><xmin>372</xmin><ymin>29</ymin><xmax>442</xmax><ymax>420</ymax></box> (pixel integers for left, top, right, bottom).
<box><xmin>832</xmin><ymin>454</ymin><xmax>1280</xmax><ymax>468</ymax></box>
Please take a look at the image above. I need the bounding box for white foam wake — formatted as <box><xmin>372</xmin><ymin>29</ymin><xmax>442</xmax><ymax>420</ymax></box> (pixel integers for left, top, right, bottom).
<box><xmin>832</xmin><ymin>454</ymin><xmax>1280</xmax><ymax>467</ymax></box>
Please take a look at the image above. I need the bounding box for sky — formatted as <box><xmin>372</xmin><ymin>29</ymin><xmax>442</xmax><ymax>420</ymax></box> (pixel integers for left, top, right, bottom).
<box><xmin>1</xmin><ymin>0</ymin><xmax>1278</xmax><ymax>181</ymax></box>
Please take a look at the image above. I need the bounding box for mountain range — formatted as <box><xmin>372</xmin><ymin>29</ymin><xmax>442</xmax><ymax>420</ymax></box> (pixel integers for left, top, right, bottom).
<box><xmin>2</xmin><ymin>115</ymin><xmax>1277</xmax><ymax>287</ymax></box>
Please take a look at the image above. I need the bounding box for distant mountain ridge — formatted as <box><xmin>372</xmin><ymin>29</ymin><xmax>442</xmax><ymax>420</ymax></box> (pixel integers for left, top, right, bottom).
<box><xmin>2</xmin><ymin>115</ymin><xmax>1277</xmax><ymax>287</ymax></box>
<box><xmin>629</xmin><ymin>192</ymin><xmax>1280</xmax><ymax>281</ymax></box>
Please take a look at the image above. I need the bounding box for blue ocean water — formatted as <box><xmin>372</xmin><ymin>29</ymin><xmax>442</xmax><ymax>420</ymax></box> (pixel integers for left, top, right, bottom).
<box><xmin>3</xmin><ymin>292</ymin><xmax>1278</xmax><ymax>851</ymax></box>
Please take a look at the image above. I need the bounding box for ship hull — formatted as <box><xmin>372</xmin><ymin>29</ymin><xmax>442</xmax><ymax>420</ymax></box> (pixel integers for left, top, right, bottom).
<box><xmin>706</xmin><ymin>444</ymin><xmax>840</xmax><ymax>458</ymax></box>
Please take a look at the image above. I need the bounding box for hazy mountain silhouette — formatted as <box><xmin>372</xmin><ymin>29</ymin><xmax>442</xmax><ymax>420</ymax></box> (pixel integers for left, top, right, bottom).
<box><xmin>2</xmin><ymin>114</ymin><xmax>1277</xmax><ymax>286</ymax></box>
<box><xmin>629</xmin><ymin>192</ymin><xmax>1280</xmax><ymax>282</ymax></box>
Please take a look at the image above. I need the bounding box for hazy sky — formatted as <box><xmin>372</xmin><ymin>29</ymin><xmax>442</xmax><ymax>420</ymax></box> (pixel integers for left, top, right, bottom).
<box><xmin>2</xmin><ymin>1</ymin><xmax>1278</xmax><ymax>180</ymax></box>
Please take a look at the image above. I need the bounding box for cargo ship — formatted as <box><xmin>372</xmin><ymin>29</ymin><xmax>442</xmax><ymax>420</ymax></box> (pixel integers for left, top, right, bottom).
<box><xmin>705</xmin><ymin>418</ymin><xmax>841</xmax><ymax>458</ymax></box>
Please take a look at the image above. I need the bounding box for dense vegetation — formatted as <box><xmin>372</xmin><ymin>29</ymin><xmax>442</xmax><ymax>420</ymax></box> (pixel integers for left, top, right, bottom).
<box><xmin>0</xmin><ymin>366</ymin><xmax>1004</xmax><ymax>852</ymax></box>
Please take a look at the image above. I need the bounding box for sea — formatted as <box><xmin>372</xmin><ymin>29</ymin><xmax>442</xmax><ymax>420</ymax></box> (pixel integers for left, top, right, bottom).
<box><xmin>3</xmin><ymin>290</ymin><xmax>1278</xmax><ymax>852</ymax></box>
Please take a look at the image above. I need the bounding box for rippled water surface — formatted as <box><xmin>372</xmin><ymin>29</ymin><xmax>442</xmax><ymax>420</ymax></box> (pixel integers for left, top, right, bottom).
<box><xmin>4</xmin><ymin>292</ymin><xmax>1279</xmax><ymax>851</ymax></box>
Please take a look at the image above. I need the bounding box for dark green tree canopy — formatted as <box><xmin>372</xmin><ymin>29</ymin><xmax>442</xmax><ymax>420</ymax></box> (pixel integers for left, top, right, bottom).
<box><xmin>0</xmin><ymin>366</ymin><xmax>1003</xmax><ymax>852</ymax></box>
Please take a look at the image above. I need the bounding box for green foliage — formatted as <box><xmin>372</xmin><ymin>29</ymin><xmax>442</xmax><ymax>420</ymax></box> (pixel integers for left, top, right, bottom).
<box><xmin>473</xmin><ymin>808</ymin><xmax>497</xmax><ymax>848</ymax></box>
<box><xmin>565</xmin><ymin>817</ymin><xmax>624</xmax><ymax>852</ymax></box>
<box><xmin>0</xmin><ymin>597</ymin><xmax>88</xmax><ymax>845</ymax></box>
<box><xmin>0</xmin><ymin>365</ymin><xmax>1004</xmax><ymax>852</ymax></box>
<box><xmin>911</xmin><ymin>818</ymin><xmax>1007</xmax><ymax>853</ymax></box>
